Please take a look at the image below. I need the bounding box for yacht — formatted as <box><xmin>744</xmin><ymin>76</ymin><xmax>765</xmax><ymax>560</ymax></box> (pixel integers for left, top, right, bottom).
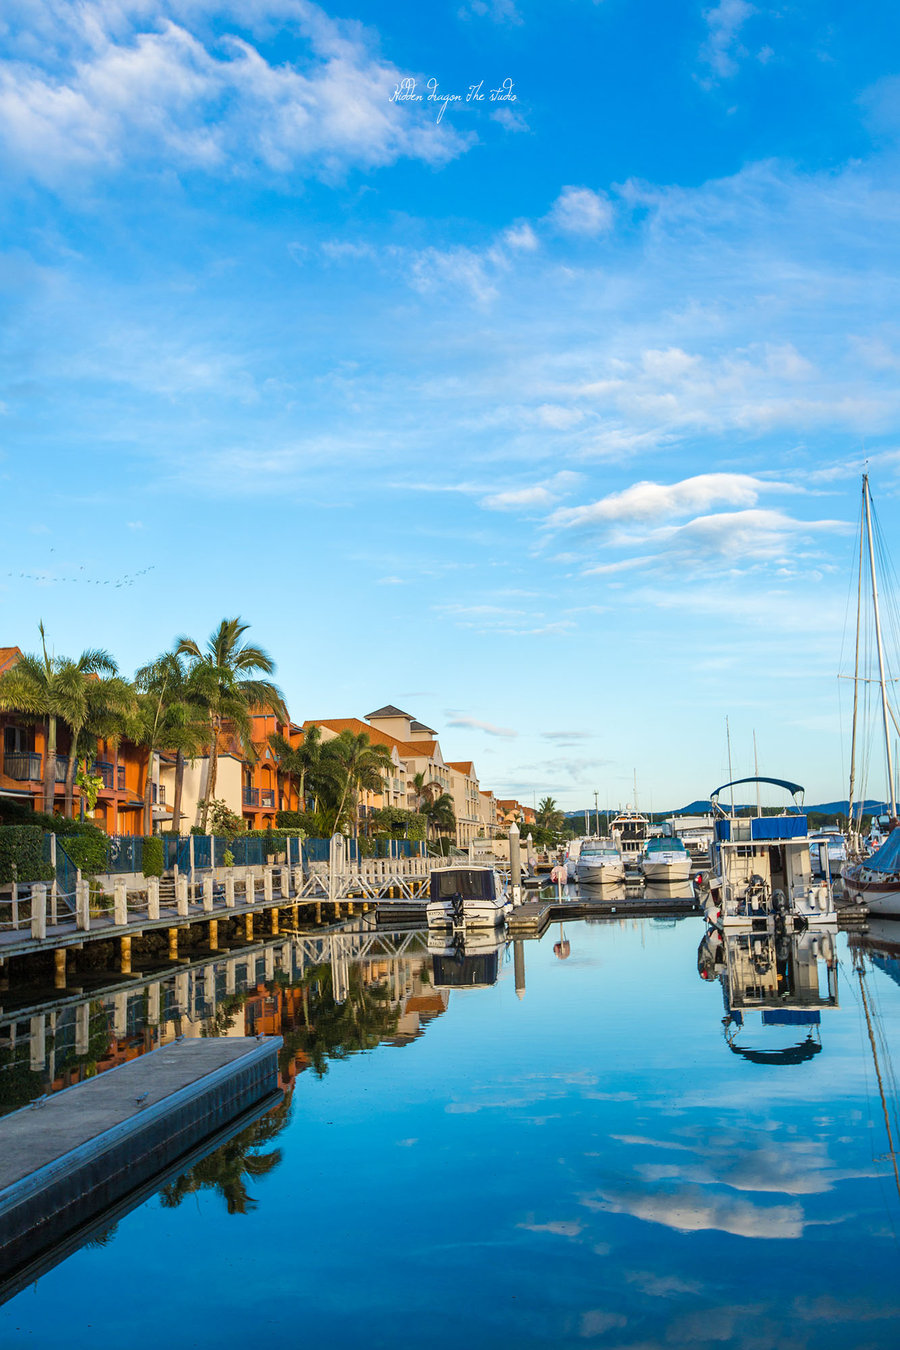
<box><xmin>609</xmin><ymin>809</ymin><xmax>650</xmax><ymax>861</ymax></box>
<box><xmin>426</xmin><ymin>866</ymin><xmax>510</xmax><ymax>930</ymax></box>
<box><xmin>705</xmin><ymin>777</ymin><xmax>835</xmax><ymax>932</ymax></box>
<box><xmin>808</xmin><ymin>829</ymin><xmax>847</xmax><ymax>878</ymax></box>
<box><xmin>575</xmin><ymin>841</ymin><xmax>626</xmax><ymax>886</ymax></box>
<box><xmin>640</xmin><ymin>835</ymin><xmax>692</xmax><ymax>881</ymax></box>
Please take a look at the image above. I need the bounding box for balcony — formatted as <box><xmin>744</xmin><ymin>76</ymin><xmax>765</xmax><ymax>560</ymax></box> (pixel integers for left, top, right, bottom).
<box><xmin>260</xmin><ymin>789</ymin><xmax>276</xmax><ymax>809</ymax></box>
<box><xmin>150</xmin><ymin>782</ymin><xmax>166</xmax><ymax>805</ymax></box>
<box><xmin>3</xmin><ymin>751</ymin><xmax>41</xmax><ymax>782</ymax></box>
<box><xmin>92</xmin><ymin>761</ymin><xmax>127</xmax><ymax>792</ymax></box>
<box><xmin>243</xmin><ymin>787</ymin><xmax>260</xmax><ymax>807</ymax></box>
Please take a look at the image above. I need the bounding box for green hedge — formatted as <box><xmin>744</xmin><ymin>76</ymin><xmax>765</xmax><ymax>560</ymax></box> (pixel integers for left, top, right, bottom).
<box><xmin>0</xmin><ymin>826</ymin><xmax>54</xmax><ymax>884</ymax></box>
<box><xmin>56</xmin><ymin>824</ymin><xmax>109</xmax><ymax>877</ymax></box>
<box><xmin>142</xmin><ymin>836</ymin><xmax>164</xmax><ymax>877</ymax></box>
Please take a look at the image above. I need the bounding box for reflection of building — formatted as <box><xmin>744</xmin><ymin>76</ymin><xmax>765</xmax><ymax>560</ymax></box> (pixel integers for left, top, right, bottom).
<box><xmin>0</xmin><ymin>928</ymin><xmax>450</xmax><ymax>1115</ymax></box>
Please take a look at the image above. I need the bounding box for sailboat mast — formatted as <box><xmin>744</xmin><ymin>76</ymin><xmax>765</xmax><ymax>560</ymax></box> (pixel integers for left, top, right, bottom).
<box><xmin>753</xmin><ymin>731</ymin><xmax>761</xmax><ymax>818</ymax></box>
<box><xmin>848</xmin><ymin>482</ymin><xmax>865</xmax><ymax>844</ymax></box>
<box><xmin>863</xmin><ymin>474</ymin><xmax>896</xmax><ymax>816</ymax></box>
<box><xmin>726</xmin><ymin>717</ymin><xmax>735</xmax><ymax>815</ymax></box>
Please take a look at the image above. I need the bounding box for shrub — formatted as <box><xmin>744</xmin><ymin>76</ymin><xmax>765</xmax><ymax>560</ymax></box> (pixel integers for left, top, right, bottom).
<box><xmin>0</xmin><ymin>826</ymin><xmax>54</xmax><ymax>884</ymax></box>
<box><xmin>57</xmin><ymin>825</ymin><xmax>109</xmax><ymax>877</ymax></box>
<box><xmin>142</xmin><ymin>836</ymin><xmax>164</xmax><ymax>878</ymax></box>
<box><xmin>223</xmin><ymin>849</ymin><xmax>235</xmax><ymax>867</ymax></box>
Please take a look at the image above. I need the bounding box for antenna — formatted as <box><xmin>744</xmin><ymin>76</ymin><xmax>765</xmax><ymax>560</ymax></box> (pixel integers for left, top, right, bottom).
<box><xmin>753</xmin><ymin>731</ymin><xmax>761</xmax><ymax>818</ymax></box>
<box><xmin>726</xmin><ymin>717</ymin><xmax>735</xmax><ymax>815</ymax></box>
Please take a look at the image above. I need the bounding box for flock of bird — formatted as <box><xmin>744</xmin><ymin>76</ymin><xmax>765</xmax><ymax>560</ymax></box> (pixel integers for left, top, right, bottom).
<box><xmin>6</xmin><ymin>565</ymin><xmax>156</xmax><ymax>590</ymax></box>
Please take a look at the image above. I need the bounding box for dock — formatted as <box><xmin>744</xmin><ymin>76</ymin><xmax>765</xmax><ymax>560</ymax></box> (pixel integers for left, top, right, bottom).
<box><xmin>0</xmin><ymin>1035</ymin><xmax>282</xmax><ymax>1301</ymax></box>
<box><xmin>507</xmin><ymin>894</ymin><xmax>702</xmax><ymax>936</ymax></box>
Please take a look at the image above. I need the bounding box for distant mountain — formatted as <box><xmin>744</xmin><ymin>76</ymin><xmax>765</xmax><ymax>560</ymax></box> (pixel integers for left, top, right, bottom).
<box><xmin>565</xmin><ymin>798</ymin><xmax>889</xmax><ymax>821</ymax></box>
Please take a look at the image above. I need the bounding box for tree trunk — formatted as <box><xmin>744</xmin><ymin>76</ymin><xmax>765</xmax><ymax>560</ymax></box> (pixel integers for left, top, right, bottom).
<box><xmin>201</xmin><ymin>718</ymin><xmax>219</xmax><ymax>832</ymax></box>
<box><xmin>63</xmin><ymin>734</ymin><xmax>79</xmax><ymax>819</ymax></box>
<box><xmin>173</xmin><ymin>750</ymin><xmax>185</xmax><ymax>836</ymax></box>
<box><xmin>43</xmin><ymin>715</ymin><xmax>57</xmax><ymax>815</ymax></box>
<box><xmin>143</xmin><ymin>748</ymin><xmax>153</xmax><ymax>835</ymax></box>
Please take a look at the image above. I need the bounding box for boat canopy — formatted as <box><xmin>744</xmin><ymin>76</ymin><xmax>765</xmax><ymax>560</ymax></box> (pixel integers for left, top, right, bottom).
<box><xmin>862</xmin><ymin>827</ymin><xmax>900</xmax><ymax>874</ymax></box>
<box><xmin>710</xmin><ymin>777</ymin><xmax>805</xmax><ymax>812</ymax></box>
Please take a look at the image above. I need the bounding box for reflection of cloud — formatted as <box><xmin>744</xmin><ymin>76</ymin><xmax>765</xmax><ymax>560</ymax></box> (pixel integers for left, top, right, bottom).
<box><xmin>625</xmin><ymin>1270</ymin><xmax>703</xmax><ymax>1298</ymax></box>
<box><xmin>579</xmin><ymin>1309</ymin><xmax>627</xmax><ymax>1338</ymax></box>
<box><xmin>518</xmin><ymin>1219</ymin><xmax>584</xmax><ymax>1238</ymax></box>
<box><xmin>584</xmin><ymin>1184</ymin><xmax>806</xmax><ymax>1239</ymax></box>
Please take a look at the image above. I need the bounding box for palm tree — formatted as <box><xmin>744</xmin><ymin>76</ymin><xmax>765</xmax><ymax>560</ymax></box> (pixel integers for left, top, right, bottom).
<box><xmin>268</xmin><ymin>724</ymin><xmax>338</xmax><ymax>815</ymax></box>
<box><xmin>0</xmin><ymin>625</ymin><xmax>121</xmax><ymax>815</ymax></box>
<box><xmin>63</xmin><ymin>668</ymin><xmax>136</xmax><ymax>819</ymax></box>
<box><xmin>411</xmin><ymin>770</ymin><xmax>439</xmax><ymax>811</ymax></box>
<box><xmin>424</xmin><ymin>790</ymin><xmax>456</xmax><ymax>843</ymax></box>
<box><xmin>132</xmin><ymin>652</ymin><xmax>209</xmax><ymax>834</ymax></box>
<box><xmin>175</xmin><ymin>619</ymin><xmax>286</xmax><ymax>833</ymax></box>
<box><xmin>536</xmin><ymin>795</ymin><xmax>564</xmax><ymax>832</ymax></box>
<box><xmin>321</xmin><ymin>730</ymin><xmax>393</xmax><ymax>836</ymax></box>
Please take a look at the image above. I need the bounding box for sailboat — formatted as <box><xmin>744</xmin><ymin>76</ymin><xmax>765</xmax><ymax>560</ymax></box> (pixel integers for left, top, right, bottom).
<box><xmin>841</xmin><ymin>475</ymin><xmax>900</xmax><ymax>915</ymax></box>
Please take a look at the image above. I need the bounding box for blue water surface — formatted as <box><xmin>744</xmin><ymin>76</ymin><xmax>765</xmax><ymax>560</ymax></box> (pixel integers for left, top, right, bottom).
<box><xmin>3</xmin><ymin>915</ymin><xmax>900</xmax><ymax>1349</ymax></box>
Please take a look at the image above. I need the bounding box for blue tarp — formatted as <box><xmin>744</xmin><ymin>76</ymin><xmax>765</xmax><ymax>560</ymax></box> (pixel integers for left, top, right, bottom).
<box><xmin>750</xmin><ymin>816</ymin><xmax>808</xmax><ymax>840</ymax></box>
<box><xmin>862</xmin><ymin>827</ymin><xmax>900</xmax><ymax>873</ymax></box>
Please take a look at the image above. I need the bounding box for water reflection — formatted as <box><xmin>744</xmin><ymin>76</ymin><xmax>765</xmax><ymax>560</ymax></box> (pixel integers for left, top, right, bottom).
<box><xmin>5</xmin><ymin>917</ymin><xmax>900</xmax><ymax>1350</ymax></box>
<box><xmin>698</xmin><ymin>928</ymin><xmax>839</xmax><ymax>1063</ymax></box>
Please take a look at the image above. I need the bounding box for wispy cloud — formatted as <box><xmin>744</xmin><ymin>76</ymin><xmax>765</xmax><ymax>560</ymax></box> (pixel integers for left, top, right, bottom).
<box><xmin>445</xmin><ymin>713</ymin><xmax>518</xmax><ymax>738</ymax></box>
<box><xmin>699</xmin><ymin>0</ymin><xmax>756</xmax><ymax>80</ymax></box>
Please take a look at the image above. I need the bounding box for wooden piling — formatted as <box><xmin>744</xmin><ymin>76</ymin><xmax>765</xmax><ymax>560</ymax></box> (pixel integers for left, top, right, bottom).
<box><xmin>244</xmin><ymin>912</ymin><xmax>254</xmax><ymax>942</ymax></box>
<box><xmin>168</xmin><ymin>927</ymin><xmax>179</xmax><ymax>961</ymax></box>
<box><xmin>120</xmin><ymin>935</ymin><xmax>132</xmax><ymax>975</ymax></box>
<box><xmin>54</xmin><ymin>948</ymin><xmax>67</xmax><ymax>990</ymax></box>
<box><xmin>208</xmin><ymin>919</ymin><xmax>219</xmax><ymax>951</ymax></box>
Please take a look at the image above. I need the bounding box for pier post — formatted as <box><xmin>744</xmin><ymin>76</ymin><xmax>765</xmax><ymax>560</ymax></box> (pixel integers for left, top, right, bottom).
<box><xmin>293</xmin><ymin>865</ymin><xmax>302</xmax><ymax>895</ymax></box>
<box><xmin>315</xmin><ymin>901</ymin><xmax>322</xmax><ymax>924</ymax></box>
<box><xmin>509</xmin><ymin>823</ymin><xmax>522</xmax><ymax>906</ymax></box>
<box><xmin>208</xmin><ymin>919</ymin><xmax>219</xmax><ymax>951</ymax></box>
<box><xmin>76</xmin><ymin>879</ymin><xmax>91</xmax><ymax>932</ymax></box>
<box><xmin>30</xmin><ymin>1015</ymin><xmax>45</xmax><ymax>1072</ymax></box>
<box><xmin>168</xmin><ymin>927</ymin><xmax>179</xmax><ymax>961</ymax></box>
<box><xmin>202</xmin><ymin>877</ymin><xmax>214</xmax><ymax>913</ymax></box>
<box><xmin>113</xmin><ymin>992</ymin><xmax>127</xmax><ymax>1036</ymax></box>
<box><xmin>280</xmin><ymin>865</ymin><xmax>289</xmax><ymax>899</ymax></box>
<box><xmin>265</xmin><ymin>947</ymin><xmax>275</xmax><ymax>980</ymax></box>
<box><xmin>30</xmin><ymin>884</ymin><xmax>47</xmax><ymax>940</ymax></box>
<box><xmin>114</xmin><ymin>880</ymin><xmax>127</xmax><ymax>927</ymax></box>
<box><xmin>176</xmin><ymin>876</ymin><xmax>188</xmax><ymax>917</ymax></box>
<box><xmin>54</xmin><ymin>947</ymin><xmax>67</xmax><ymax>989</ymax></box>
<box><xmin>270</xmin><ymin>908</ymin><xmax>280</xmax><ymax>935</ymax></box>
<box><xmin>246</xmin><ymin>874</ymin><xmax>256</xmax><ymax>906</ymax></box>
<box><xmin>263</xmin><ymin>868</ymin><xmax>274</xmax><ymax>906</ymax></box>
<box><xmin>148</xmin><ymin>981</ymin><xmax>160</xmax><ymax>1026</ymax></box>
<box><xmin>514</xmin><ymin>939</ymin><xmax>526</xmax><ymax>1000</ymax></box>
<box><xmin>225</xmin><ymin>874</ymin><xmax>235</xmax><ymax>908</ymax></box>
<box><xmin>147</xmin><ymin>876</ymin><xmax>160</xmax><ymax>921</ymax></box>
<box><xmin>120</xmin><ymin>935</ymin><xmax>132</xmax><ymax>975</ymax></box>
<box><xmin>291</xmin><ymin>904</ymin><xmax>299</xmax><ymax>928</ymax></box>
<box><xmin>244</xmin><ymin>912</ymin><xmax>254</xmax><ymax>942</ymax></box>
<box><xmin>226</xmin><ymin>957</ymin><xmax>236</xmax><ymax>995</ymax></box>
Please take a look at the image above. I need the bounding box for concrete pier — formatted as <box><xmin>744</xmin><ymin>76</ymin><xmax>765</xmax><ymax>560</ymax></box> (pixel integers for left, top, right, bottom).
<box><xmin>0</xmin><ymin>1036</ymin><xmax>282</xmax><ymax>1298</ymax></box>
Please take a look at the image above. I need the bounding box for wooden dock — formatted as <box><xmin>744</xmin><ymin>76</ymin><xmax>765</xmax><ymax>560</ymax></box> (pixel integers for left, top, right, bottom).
<box><xmin>0</xmin><ymin>1035</ymin><xmax>282</xmax><ymax>1301</ymax></box>
<box><xmin>507</xmin><ymin>895</ymin><xmax>702</xmax><ymax>936</ymax></box>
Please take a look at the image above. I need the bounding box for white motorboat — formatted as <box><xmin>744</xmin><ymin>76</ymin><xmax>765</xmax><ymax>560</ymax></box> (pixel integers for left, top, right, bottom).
<box><xmin>808</xmin><ymin>829</ymin><xmax>847</xmax><ymax>877</ymax></box>
<box><xmin>575</xmin><ymin>841</ymin><xmax>625</xmax><ymax>886</ymax></box>
<box><xmin>426</xmin><ymin>866</ymin><xmax>510</xmax><ymax>929</ymax></box>
<box><xmin>640</xmin><ymin>835</ymin><xmax>692</xmax><ymax>881</ymax></box>
<box><xmin>705</xmin><ymin>776</ymin><xmax>835</xmax><ymax>932</ymax></box>
<box><xmin>565</xmin><ymin>836</ymin><xmax>588</xmax><ymax>881</ymax></box>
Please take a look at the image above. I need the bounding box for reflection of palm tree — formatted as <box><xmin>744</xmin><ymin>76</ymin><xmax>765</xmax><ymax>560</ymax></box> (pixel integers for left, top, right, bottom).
<box><xmin>159</xmin><ymin>1099</ymin><xmax>289</xmax><ymax>1215</ymax></box>
<box><xmin>280</xmin><ymin>965</ymin><xmax>399</xmax><ymax>1077</ymax></box>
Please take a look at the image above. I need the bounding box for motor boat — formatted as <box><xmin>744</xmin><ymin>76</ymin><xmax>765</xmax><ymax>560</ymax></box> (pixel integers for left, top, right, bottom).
<box><xmin>705</xmin><ymin>776</ymin><xmax>835</xmax><ymax>932</ymax></box>
<box><xmin>608</xmin><ymin>809</ymin><xmax>650</xmax><ymax>862</ymax></box>
<box><xmin>808</xmin><ymin>829</ymin><xmax>847</xmax><ymax>877</ymax></box>
<box><xmin>575</xmin><ymin>841</ymin><xmax>626</xmax><ymax>886</ymax></box>
<box><xmin>426</xmin><ymin>866</ymin><xmax>510</xmax><ymax>929</ymax></box>
<box><xmin>640</xmin><ymin>835</ymin><xmax>692</xmax><ymax>881</ymax></box>
<box><xmin>428</xmin><ymin>930</ymin><xmax>506</xmax><ymax>989</ymax></box>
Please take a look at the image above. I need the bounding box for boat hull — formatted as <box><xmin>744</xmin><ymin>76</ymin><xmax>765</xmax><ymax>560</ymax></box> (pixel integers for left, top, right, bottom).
<box><xmin>841</xmin><ymin>863</ymin><xmax>900</xmax><ymax>916</ymax></box>
<box><xmin>575</xmin><ymin>862</ymin><xmax>626</xmax><ymax>886</ymax></box>
<box><xmin>641</xmin><ymin>857</ymin><xmax>693</xmax><ymax>882</ymax></box>
<box><xmin>426</xmin><ymin>898</ymin><xmax>509</xmax><ymax>929</ymax></box>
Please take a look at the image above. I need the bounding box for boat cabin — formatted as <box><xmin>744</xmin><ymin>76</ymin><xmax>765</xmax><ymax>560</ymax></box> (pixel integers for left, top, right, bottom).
<box><xmin>609</xmin><ymin>811</ymin><xmax>650</xmax><ymax>856</ymax></box>
<box><xmin>429</xmin><ymin>867</ymin><xmax>501</xmax><ymax>902</ymax></box>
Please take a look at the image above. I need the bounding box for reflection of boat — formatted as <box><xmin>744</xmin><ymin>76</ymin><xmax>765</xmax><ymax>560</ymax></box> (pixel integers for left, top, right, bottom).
<box><xmin>640</xmin><ymin>835</ymin><xmax>692</xmax><ymax>882</ymax></box>
<box><xmin>699</xmin><ymin>929</ymin><xmax>838</xmax><ymax>1064</ymax></box>
<box><xmin>428</xmin><ymin>930</ymin><xmax>505</xmax><ymax>989</ymax></box>
<box><xmin>706</xmin><ymin>777</ymin><xmax>835</xmax><ymax>932</ymax></box>
<box><xmin>575</xmin><ymin>841</ymin><xmax>625</xmax><ymax>886</ymax></box>
<box><xmin>643</xmin><ymin>879</ymin><xmax>697</xmax><ymax>904</ymax></box>
<box><xmin>426</xmin><ymin>866</ymin><xmax>510</xmax><ymax>929</ymax></box>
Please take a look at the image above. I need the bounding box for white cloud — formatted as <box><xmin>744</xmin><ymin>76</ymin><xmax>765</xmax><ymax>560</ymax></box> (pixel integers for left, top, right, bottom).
<box><xmin>502</xmin><ymin>222</ymin><xmax>539</xmax><ymax>252</ymax></box>
<box><xmin>548</xmin><ymin>185</ymin><xmax>614</xmax><ymax>236</ymax></box>
<box><xmin>0</xmin><ymin>0</ymin><xmax>470</xmax><ymax>184</ymax></box>
<box><xmin>700</xmin><ymin>0</ymin><xmax>756</xmax><ymax>80</ymax></box>
<box><xmin>445</xmin><ymin>714</ymin><xmax>518</xmax><ymax>738</ymax></box>
<box><xmin>549</xmin><ymin>473</ymin><xmax>786</xmax><ymax>530</ymax></box>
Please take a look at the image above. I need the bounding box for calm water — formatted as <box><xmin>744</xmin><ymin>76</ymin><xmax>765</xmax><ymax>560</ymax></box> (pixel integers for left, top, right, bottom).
<box><xmin>3</xmin><ymin>914</ymin><xmax>900</xmax><ymax>1348</ymax></box>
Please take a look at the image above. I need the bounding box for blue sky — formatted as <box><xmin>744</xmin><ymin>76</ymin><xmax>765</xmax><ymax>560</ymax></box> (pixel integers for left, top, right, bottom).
<box><xmin>2</xmin><ymin>0</ymin><xmax>900</xmax><ymax>811</ymax></box>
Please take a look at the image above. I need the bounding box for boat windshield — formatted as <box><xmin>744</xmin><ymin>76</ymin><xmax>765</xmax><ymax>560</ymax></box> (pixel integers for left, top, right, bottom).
<box><xmin>581</xmin><ymin>846</ymin><xmax>618</xmax><ymax>859</ymax></box>
<box><xmin>646</xmin><ymin>837</ymin><xmax>687</xmax><ymax>852</ymax></box>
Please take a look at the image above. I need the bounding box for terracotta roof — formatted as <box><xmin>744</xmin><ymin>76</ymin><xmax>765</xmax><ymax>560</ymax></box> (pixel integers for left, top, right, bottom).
<box><xmin>479</xmin><ymin>789</ymin><xmax>494</xmax><ymax>798</ymax></box>
<box><xmin>0</xmin><ymin>647</ymin><xmax>22</xmax><ymax>676</ymax></box>
<box><xmin>366</xmin><ymin>705</ymin><xmax>414</xmax><ymax>720</ymax></box>
<box><xmin>447</xmin><ymin>761</ymin><xmax>475</xmax><ymax>775</ymax></box>
<box><xmin>302</xmin><ymin>717</ymin><xmax>410</xmax><ymax>758</ymax></box>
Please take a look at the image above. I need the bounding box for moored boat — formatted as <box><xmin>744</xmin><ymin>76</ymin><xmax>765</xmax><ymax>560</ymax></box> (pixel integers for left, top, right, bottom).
<box><xmin>609</xmin><ymin>809</ymin><xmax>650</xmax><ymax>861</ymax></box>
<box><xmin>575</xmin><ymin>841</ymin><xmax>625</xmax><ymax>886</ymax></box>
<box><xmin>705</xmin><ymin>776</ymin><xmax>835</xmax><ymax>932</ymax></box>
<box><xmin>640</xmin><ymin>835</ymin><xmax>692</xmax><ymax>881</ymax></box>
<box><xmin>426</xmin><ymin>866</ymin><xmax>510</xmax><ymax>929</ymax></box>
